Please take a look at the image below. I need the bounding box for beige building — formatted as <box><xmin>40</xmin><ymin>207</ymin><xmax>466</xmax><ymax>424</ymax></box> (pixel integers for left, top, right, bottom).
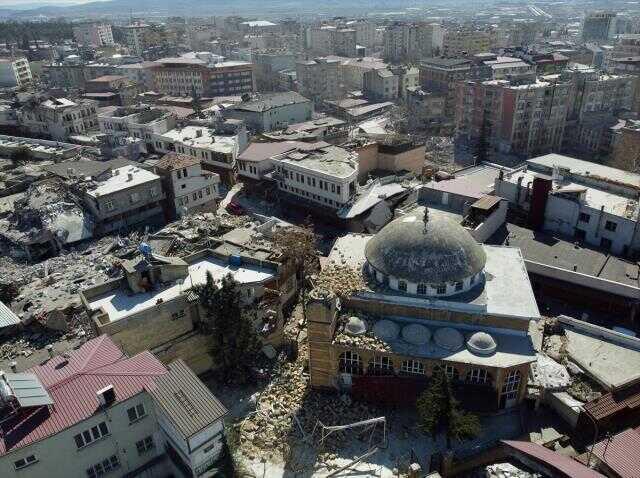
<box><xmin>442</xmin><ymin>29</ymin><xmax>495</xmax><ymax>57</ymax></box>
<box><xmin>296</xmin><ymin>58</ymin><xmax>341</xmax><ymax>105</ymax></box>
<box><xmin>363</xmin><ymin>68</ymin><xmax>399</xmax><ymax>101</ymax></box>
<box><xmin>406</xmin><ymin>87</ymin><xmax>447</xmax><ymax>131</ymax></box>
<box><xmin>0</xmin><ymin>335</ymin><xmax>228</xmax><ymax>478</ymax></box>
<box><xmin>308</xmin><ymin>208</ymin><xmax>539</xmax><ymax>410</ymax></box>
<box><xmin>0</xmin><ymin>57</ymin><xmax>32</xmax><ymax>88</ymax></box>
<box><xmin>18</xmin><ymin>97</ymin><xmax>98</xmax><ymax>141</ymax></box>
<box><xmin>73</xmin><ymin>22</ymin><xmax>114</xmax><ymax>47</ymax></box>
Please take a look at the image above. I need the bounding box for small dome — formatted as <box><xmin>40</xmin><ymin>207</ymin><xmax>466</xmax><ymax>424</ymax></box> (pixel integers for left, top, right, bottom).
<box><xmin>364</xmin><ymin>208</ymin><xmax>486</xmax><ymax>286</ymax></box>
<box><xmin>345</xmin><ymin>316</ymin><xmax>366</xmax><ymax>336</ymax></box>
<box><xmin>373</xmin><ymin>320</ymin><xmax>399</xmax><ymax>341</ymax></box>
<box><xmin>401</xmin><ymin>324</ymin><xmax>431</xmax><ymax>345</ymax></box>
<box><xmin>434</xmin><ymin>327</ymin><xmax>464</xmax><ymax>351</ymax></box>
<box><xmin>466</xmin><ymin>331</ymin><xmax>497</xmax><ymax>356</ymax></box>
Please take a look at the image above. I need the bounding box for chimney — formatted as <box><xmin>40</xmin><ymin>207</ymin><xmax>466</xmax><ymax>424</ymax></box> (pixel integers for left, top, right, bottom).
<box><xmin>196</xmin><ymin>129</ymin><xmax>203</xmax><ymax>138</ymax></box>
<box><xmin>45</xmin><ymin>344</ymin><xmax>54</xmax><ymax>359</ymax></box>
<box><xmin>127</xmin><ymin>172</ymin><xmax>134</xmax><ymax>181</ymax></box>
<box><xmin>10</xmin><ymin>361</ymin><xmax>17</xmax><ymax>373</ymax></box>
<box><xmin>96</xmin><ymin>385</ymin><xmax>116</xmax><ymax>407</ymax></box>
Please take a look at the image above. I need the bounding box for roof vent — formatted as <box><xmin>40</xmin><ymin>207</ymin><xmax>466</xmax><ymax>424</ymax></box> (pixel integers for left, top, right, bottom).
<box><xmin>96</xmin><ymin>385</ymin><xmax>116</xmax><ymax>407</ymax></box>
<box><xmin>127</xmin><ymin>172</ymin><xmax>133</xmax><ymax>181</ymax></box>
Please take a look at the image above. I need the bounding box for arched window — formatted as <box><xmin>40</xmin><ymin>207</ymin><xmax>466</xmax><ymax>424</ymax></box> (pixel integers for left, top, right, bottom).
<box><xmin>400</xmin><ymin>360</ymin><xmax>425</xmax><ymax>375</ymax></box>
<box><xmin>398</xmin><ymin>280</ymin><xmax>407</xmax><ymax>292</ymax></box>
<box><xmin>436</xmin><ymin>284</ymin><xmax>447</xmax><ymax>295</ymax></box>
<box><xmin>466</xmin><ymin>368</ymin><xmax>492</xmax><ymax>385</ymax></box>
<box><xmin>417</xmin><ymin>283</ymin><xmax>427</xmax><ymax>295</ymax></box>
<box><xmin>445</xmin><ymin>364</ymin><xmax>459</xmax><ymax>381</ymax></box>
<box><xmin>338</xmin><ymin>351</ymin><xmax>363</xmax><ymax>375</ymax></box>
<box><xmin>367</xmin><ymin>355</ymin><xmax>394</xmax><ymax>376</ymax></box>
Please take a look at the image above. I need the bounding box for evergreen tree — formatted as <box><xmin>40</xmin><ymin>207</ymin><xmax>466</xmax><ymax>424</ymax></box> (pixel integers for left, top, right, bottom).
<box><xmin>475</xmin><ymin>114</ymin><xmax>489</xmax><ymax>166</ymax></box>
<box><xmin>193</xmin><ymin>272</ymin><xmax>262</xmax><ymax>384</ymax></box>
<box><xmin>417</xmin><ymin>368</ymin><xmax>481</xmax><ymax>449</ymax></box>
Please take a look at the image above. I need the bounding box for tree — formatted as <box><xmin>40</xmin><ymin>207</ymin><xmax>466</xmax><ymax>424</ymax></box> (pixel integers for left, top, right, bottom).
<box><xmin>191</xmin><ymin>84</ymin><xmax>204</xmax><ymax>119</ymax></box>
<box><xmin>272</xmin><ymin>224</ymin><xmax>318</xmax><ymax>292</ymax></box>
<box><xmin>193</xmin><ymin>272</ymin><xmax>262</xmax><ymax>384</ymax></box>
<box><xmin>416</xmin><ymin>368</ymin><xmax>481</xmax><ymax>449</ymax></box>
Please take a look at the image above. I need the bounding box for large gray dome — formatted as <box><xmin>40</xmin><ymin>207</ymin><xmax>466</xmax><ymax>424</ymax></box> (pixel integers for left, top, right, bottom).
<box><xmin>365</xmin><ymin>209</ymin><xmax>486</xmax><ymax>285</ymax></box>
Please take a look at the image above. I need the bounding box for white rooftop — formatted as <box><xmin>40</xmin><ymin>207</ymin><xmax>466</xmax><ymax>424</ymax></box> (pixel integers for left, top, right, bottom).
<box><xmin>87</xmin><ymin>165</ymin><xmax>159</xmax><ymax>198</ymax></box>
<box><xmin>158</xmin><ymin>126</ymin><xmax>237</xmax><ymax>154</ymax></box>
<box><xmin>88</xmin><ymin>256</ymin><xmax>275</xmax><ymax>322</ymax></box>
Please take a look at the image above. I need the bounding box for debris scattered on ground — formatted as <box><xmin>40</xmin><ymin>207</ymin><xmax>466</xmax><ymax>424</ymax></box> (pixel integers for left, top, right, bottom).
<box><xmin>483</xmin><ymin>462</ymin><xmax>542</xmax><ymax>478</ymax></box>
<box><xmin>314</xmin><ymin>264</ymin><xmax>369</xmax><ymax>298</ymax></box>
<box><xmin>530</xmin><ymin>353</ymin><xmax>571</xmax><ymax>390</ymax></box>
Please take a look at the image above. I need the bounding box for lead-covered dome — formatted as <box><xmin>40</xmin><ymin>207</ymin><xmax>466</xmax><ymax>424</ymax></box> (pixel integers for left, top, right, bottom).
<box><xmin>365</xmin><ymin>208</ymin><xmax>486</xmax><ymax>291</ymax></box>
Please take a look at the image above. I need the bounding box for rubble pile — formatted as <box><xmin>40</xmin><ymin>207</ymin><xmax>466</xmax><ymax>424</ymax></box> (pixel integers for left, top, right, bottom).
<box><xmin>424</xmin><ymin>136</ymin><xmax>455</xmax><ymax>169</ymax></box>
<box><xmin>484</xmin><ymin>462</ymin><xmax>542</xmax><ymax>478</ymax></box>
<box><xmin>531</xmin><ymin>353</ymin><xmax>571</xmax><ymax>390</ymax></box>
<box><xmin>314</xmin><ymin>264</ymin><xmax>370</xmax><ymax>298</ymax></box>
<box><xmin>334</xmin><ymin>314</ymin><xmax>391</xmax><ymax>352</ymax></box>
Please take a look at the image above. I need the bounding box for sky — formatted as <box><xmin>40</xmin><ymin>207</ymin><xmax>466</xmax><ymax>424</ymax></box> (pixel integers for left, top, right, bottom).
<box><xmin>0</xmin><ymin>0</ymin><xmax>94</xmax><ymax>7</ymax></box>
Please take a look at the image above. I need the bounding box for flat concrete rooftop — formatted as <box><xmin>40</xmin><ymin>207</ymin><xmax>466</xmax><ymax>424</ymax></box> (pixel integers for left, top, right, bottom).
<box><xmin>88</xmin><ymin>256</ymin><xmax>275</xmax><ymax>322</ymax></box>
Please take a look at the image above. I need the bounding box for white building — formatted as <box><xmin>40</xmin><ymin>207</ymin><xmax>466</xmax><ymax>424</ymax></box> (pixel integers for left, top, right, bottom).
<box><xmin>0</xmin><ymin>335</ymin><xmax>228</xmax><ymax>478</ymax></box>
<box><xmin>0</xmin><ymin>57</ymin><xmax>32</xmax><ymax>88</ymax></box>
<box><xmin>154</xmin><ymin>152</ymin><xmax>221</xmax><ymax>219</ymax></box>
<box><xmin>121</xmin><ymin>23</ymin><xmax>151</xmax><ymax>56</ymax></box>
<box><xmin>236</xmin><ymin>141</ymin><xmax>304</xmax><ymax>180</ymax></box>
<box><xmin>495</xmin><ymin>153</ymin><xmax>640</xmax><ymax>256</ymax></box>
<box><xmin>72</xmin><ymin>22</ymin><xmax>115</xmax><ymax>47</ymax></box>
<box><xmin>98</xmin><ymin>106</ymin><xmax>175</xmax><ymax>153</ymax></box>
<box><xmin>272</xmin><ymin>143</ymin><xmax>358</xmax><ymax>210</ymax></box>
<box><xmin>226</xmin><ymin>91</ymin><xmax>312</xmax><ymax>133</ymax></box>
<box><xmin>115</xmin><ymin>62</ymin><xmax>157</xmax><ymax>90</ymax></box>
<box><xmin>19</xmin><ymin>97</ymin><xmax>98</xmax><ymax>141</ymax></box>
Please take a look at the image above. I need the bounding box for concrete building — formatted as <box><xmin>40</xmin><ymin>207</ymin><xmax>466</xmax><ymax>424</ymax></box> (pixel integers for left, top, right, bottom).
<box><xmin>115</xmin><ymin>61</ymin><xmax>157</xmax><ymax>90</ymax></box>
<box><xmin>18</xmin><ymin>97</ymin><xmax>98</xmax><ymax>141</ymax></box>
<box><xmin>406</xmin><ymin>87</ymin><xmax>447</xmax><ymax>131</ymax></box>
<box><xmin>84</xmin><ymin>75</ymin><xmax>139</xmax><ymax>107</ymax></box>
<box><xmin>345</xmin><ymin>20</ymin><xmax>377</xmax><ymax>48</ymax></box>
<box><xmin>0</xmin><ymin>57</ymin><xmax>32</xmax><ymax>88</ymax></box>
<box><xmin>494</xmin><ymin>153</ymin><xmax>640</xmax><ymax>256</ymax></box>
<box><xmin>152</xmin><ymin>56</ymin><xmax>255</xmax><ymax>98</ymax></box>
<box><xmin>456</xmin><ymin>77</ymin><xmax>571</xmax><ymax>158</ymax></box>
<box><xmin>363</xmin><ymin>69</ymin><xmax>399</xmax><ymax>102</ymax></box>
<box><xmin>272</xmin><ymin>142</ymin><xmax>358</xmax><ymax>211</ymax></box>
<box><xmin>441</xmin><ymin>29</ymin><xmax>495</xmax><ymax>57</ymax></box>
<box><xmin>121</xmin><ymin>22</ymin><xmax>153</xmax><ymax>56</ymax></box>
<box><xmin>419</xmin><ymin>58</ymin><xmax>472</xmax><ymax>117</ymax></box>
<box><xmin>307</xmin><ymin>207</ymin><xmax>539</xmax><ymax>410</ymax></box>
<box><xmin>237</xmin><ymin>141</ymin><xmax>302</xmax><ymax>180</ymax></box>
<box><xmin>296</xmin><ymin>58</ymin><xmax>341</xmax><ymax>105</ymax></box>
<box><xmin>610</xmin><ymin>118</ymin><xmax>640</xmax><ymax>171</ymax></box>
<box><xmin>72</xmin><ymin>22</ymin><xmax>115</xmax><ymax>47</ymax></box>
<box><xmin>582</xmin><ymin>12</ymin><xmax>617</xmax><ymax>42</ymax></box>
<box><xmin>98</xmin><ymin>106</ymin><xmax>175</xmax><ymax>154</ymax></box>
<box><xmin>82</xmin><ymin>164</ymin><xmax>165</xmax><ymax>235</ymax></box>
<box><xmin>306</xmin><ymin>26</ymin><xmax>335</xmax><ymax>56</ymax></box>
<box><xmin>252</xmin><ymin>50</ymin><xmax>296</xmax><ymax>91</ymax></box>
<box><xmin>154</xmin><ymin>152</ymin><xmax>220</xmax><ymax>220</ymax></box>
<box><xmin>331</xmin><ymin>29</ymin><xmax>357</xmax><ymax>57</ymax></box>
<box><xmin>335</xmin><ymin>57</ymin><xmax>389</xmax><ymax>91</ymax></box>
<box><xmin>0</xmin><ymin>134</ymin><xmax>81</xmax><ymax>161</ymax></box>
<box><xmin>0</xmin><ymin>335</ymin><xmax>229</xmax><ymax>478</ymax></box>
<box><xmin>226</xmin><ymin>91</ymin><xmax>312</xmax><ymax>132</ymax></box>
<box><xmin>382</xmin><ymin>23</ymin><xmax>440</xmax><ymax>62</ymax></box>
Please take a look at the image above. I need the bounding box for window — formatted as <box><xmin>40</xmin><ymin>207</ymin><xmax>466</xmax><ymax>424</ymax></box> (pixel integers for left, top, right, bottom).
<box><xmin>171</xmin><ymin>310</ymin><xmax>185</xmax><ymax>320</ymax></box>
<box><xmin>417</xmin><ymin>283</ymin><xmax>427</xmax><ymax>295</ymax></box>
<box><xmin>86</xmin><ymin>455</ymin><xmax>120</xmax><ymax>478</ymax></box>
<box><xmin>14</xmin><ymin>455</ymin><xmax>37</xmax><ymax>470</ymax></box>
<box><xmin>454</xmin><ymin>281</ymin><xmax>463</xmax><ymax>292</ymax></box>
<box><xmin>436</xmin><ymin>284</ymin><xmax>447</xmax><ymax>295</ymax></box>
<box><xmin>368</xmin><ymin>356</ymin><xmax>394</xmax><ymax>376</ymax></box>
<box><xmin>601</xmin><ymin>237</ymin><xmax>612</xmax><ymax>250</ymax></box>
<box><xmin>444</xmin><ymin>365</ymin><xmax>459</xmax><ymax>381</ymax></box>
<box><xmin>104</xmin><ymin>200</ymin><xmax>114</xmax><ymax>211</ymax></box>
<box><xmin>182</xmin><ymin>168</ymin><xmax>188</xmax><ymax>177</ymax></box>
<box><xmin>578</xmin><ymin>212</ymin><xmax>590</xmax><ymax>223</ymax></box>
<box><xmin>136</xmin><ymin>436</ymin><xmax>155</xmax><ymax>455</ymax></box>
<box><xmin>605</xmin><ymin>221</ymin><xmax>617</xmax><ymax>232</ymax></box>
<box><xmin>337</xmin><ymin>185</ymin><xmax>341</xmax><ymax>195</ymax></box>
<box><xmin>74</xmin><ymin>422</ymin><xmax>109</xmax><ymax>449</ymax></box>
<box><xmin>397</xmin><ymin>280</ymin><xmax>407</xmax><ymax>292</ymax></box>
<box><xmin>129</xmin><ymin>192</ymin><xmax>139</xmax><ymax>204</ymax></box>
<box><xmin>127</xmin><ymin>403</ymin><xmax>146</xmax><ymax>423</ymax></box>
<box><xmin>198</xmin><ymin>190</ymin><xmax>203</xmax><ymax>199</ymax></box>
<box><xmin>206</xmin><ymin>186</ymin><xmax>211</xmax><ymax>195</ymax></box>
<box><xmin>149</xmin><ymin>187</ymin><xmax>158</xmax><ymax>197</ymax></box>
<box><xmin>400</xmin><ymin>360</ymin><xmax>425</xmax><ymax>375</ymax></box>
<box><xmin>575</xmin><ymin>228</ymin><xmax>586</xmax><ymax>241</ymax></box>
<box><xmin>331</xmin><ymin>183</ymin><xmax>336</xmax><ymax>193</ymax></box>
<box><xmin>466</xmin><ymin>368</ymin><xmax>491</xmax><ymax>385</ymax></box>
<box><xmin>338</xmin><ymin>351</ymin><xmax>363</xmax><ymax>375</ymax></box>
<box><xmin>501</xmin><ymin>369</ymin><xmax>521</xmax><ymax>400</ymax></box>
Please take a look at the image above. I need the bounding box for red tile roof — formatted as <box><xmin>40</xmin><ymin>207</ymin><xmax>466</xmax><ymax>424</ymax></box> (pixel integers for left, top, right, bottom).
<box><xmin>592</xmin><ymin>428</ymin><xmax>640</xmax><ymax>478</ymax></box>
<box><xmin>502</xmin><ymin>440</ymin><xmax>605</xmax><ymax>478</ymax></box>
<box><xmin>584</xmin><ymin>381</ymin><xmax>640</xmax><ymax>421</ymax></box>
<box><xmin>0</xmin><ymin>335</ymin><xmax>167</xmax><ymax>455</ymax></box>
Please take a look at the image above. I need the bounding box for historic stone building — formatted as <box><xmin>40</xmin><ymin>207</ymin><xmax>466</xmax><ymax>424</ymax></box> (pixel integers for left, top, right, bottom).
<box><xmin>308</xmin><ymin>208</ymin><xmax>540</xmax><ymax>411</ymax></box>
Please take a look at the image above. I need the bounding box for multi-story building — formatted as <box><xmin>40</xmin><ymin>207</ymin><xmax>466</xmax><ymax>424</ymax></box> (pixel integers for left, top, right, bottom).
<box><xmin>226</xmin><ymin>91</ymin><xmax>312</xmax><ymax>132</ymax></box>
<box><xmin>81</xmin><ymin>164</ymin><xmax>165</xmax><ymax>235</ymax></box>
<box><xmin>419</xmin><ymin>57</ymin><xmax>472</xmax><ymax>117</ymax></box>
<box><xmin>610</xmin><ymin>118</ymin><xmax>640</xmax><ymax>171</ymax></box>
<box><xmin>441</xmin><ymin>28</ymin><xmax>494</xmax><ymax>57</ymax></box>
<box><xmin>152</xmin><ymin>56</ymin><xmax>255</xmax><ymax>97</ymax></box>
<box><xmin>296</xmin><ymin>58</ymin><xmax>341</xmax><ymax>105</ymax></box>
<box><xmin>44</xmin><ymin>60</ymin><xmax>116</xmax><ymax>89</ymax></box>
<box><xmin>72</xmin><ymin>22</ymin><xmax>115</xmax><ymax>47</ymax></box>
<box><xmin>390</xmin><ymin>65</ymin><xmax>420</xmax><ymax>99</ymax></box>
<box><xmin>582</xmin><ymin>12</ymin><xmax>617</xmax><ymax>42</ymax></box>
<box><xmin>345</xmin><ymin>20</ymin><xmax>377</xmax><ymax>48</ymax></box>
<box><xmin>331</xmin><ymin>29</ymin><xmax>357</xmax><ymax>57</ymax></box>
<box><xmin>18</xmin><ymin>97</ymin><xmax>98</xmax><ymax>141</ymax></box>
<box><xmin>495</xmin><ymin>154</ymin><xmax>640</xmax><ymax>256</ymax></box>
<box><xmin>306</xmin><ymin>26</ymin><xmax>335</xmax><ymax>55</ymax></box>
<box><xmin>115</xmin><ymin>61</ymin><xmax>157</xmax><ymax>90</ymax></box>
<box><xmin>272</xmin><ymin>143</ymin><xmax>358</xmax><ymax>211</ymax></box>
<box><xmin>363</xmin><ymin>69</ymin><xmax>399</xmax><ymax>101</ymax></box>
<box><xmin>154</xmin><ymin>152</ymin><xmax>220</xmax><ymax>220</ymax></box>
<box><xmin>0</xmin><ymin>335</ymin><xmax>229</xmax><ymax>478</ymax></box>
<box><xmin>383</xmin><ymin>23</ymin><xmax>429</xmax><ymax>62</ymax></box>
<box><xmin>98</xmin><ymin>106</ymin><xmax>175</xmax><ymax>153</ymax></box>
<box><xmin>252</xmin><ymin>50</ymin><xmax>296</xmax><ymax>91</ymax></box>
<box><xmin>456</xmin><ymin>77</ymin><xmax>571</xmax><ymax>158</ymax></box>
<box><xmin>406</xmin><ymin>87</ymin><xmax>447</xmax><ymax>131</ymax></box>
<box><xmin>121</xmin><ymin>22</ymin><xmax>152</xmax><ymax>56</ymax></box>
<box><xmin>0</xmin><ymin>57</ymin><xmax>32</xmax><ymax>88</ymax></box>
<box><xmin>307</xmin><ymin>207</ymin><xmax>539</xmax><ymax>410</ymax></box>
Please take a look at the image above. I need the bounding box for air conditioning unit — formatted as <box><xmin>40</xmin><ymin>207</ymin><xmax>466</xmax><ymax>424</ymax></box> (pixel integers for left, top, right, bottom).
<box><xmin>96</xmin><ymin>385</ymin><xmax>116</xmax><ymax>407</ymax></box>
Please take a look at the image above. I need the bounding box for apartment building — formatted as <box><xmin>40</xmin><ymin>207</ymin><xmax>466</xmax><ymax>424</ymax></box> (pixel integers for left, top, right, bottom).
<box><xmin>441</xmin><ymin>29</ymin><xmax>495</xmax><ymax>57</ymax></box>
<box><xmin>495</xmin><ymin>154</ymin><xmax>640</xmax><ymax>256</ymax></box>
<box><xmin>0</xmin><ymin>335</ymin><xmax>228</xmax><ymax>478</ymax></box>
<box><xmin>296</xmin><ymin>58</ymin><xmax>341</xmax><ymax>105</ymax></box>
<box><xmin>226</xmin><ymin>91</ymin><xmax>312</xmax><ymax>132</ymax></box>
<box><xmin>363</xmin><ymin>69</ymin><xmax>399</xmax><ymax>101</ymax></box>
<box><xmin>419</xmin><ymin>57</ymin><xmax>472</xmax><ymax>116</ymax></box>
<box><xmin>121</xmin><ymin>22</ymin><xmax>153</xmax><ymax>56</ymax></box>
<box><xmin>272</xmin><ymin>143</ymin><xmax>358</xmax><ymax>211</ymax></box>
<box><xmin>582</xmin><ymin>12</ymin><xmax>617</xmax><ymax>42</ymax></box>
<box><xmin>306</xmin><ymin>26</ymin><xmax>335</xmax><ymax>55</ymax></box>
<box><xmin>456</xmin><ymin>77</ymin><xmax>571</xmax><ymax>157</ymax></box>
<box><xmin>19</xmin><ymin>97</ymin><xmax>98</xmax><ymax>141</ymax></box>
<box><xmin>391</xmin><ymin>65</ymin><xmax>420</xmax><ymax>99</ymax></box>
<box><xmin>383</xmin><ymin>23</ymin><xmax>434</xmax><ymax>62</ymax></box>
<box><xmin>44</xmin><ymin>61</ymin><xmax>115</xmax><ymax>89</ymax></box>
<box><xmin>115</xmin><ymin>61</ymin><xmax>157</xmax><ymax>90</ymax></box>
<box><xmin>252</xmin><ymin>51</ymin><xmax>296</xmax><ymax>91</ymax></box>
<box><xmin>154</xmin><ymin>152</ymin><xmax>221</xmax><ymax>219</ymax></box>
<box><xmin>331</xmin><ymin>29</ymin><xmax>357</xmax><ymax>57</ymax></box>
<box><xmin>345</xmin><ymin>20</ymin><xmax>377</xmax><ymax>48</ymax></box>
<box><xmin>152</xmin><ymin>56</ymin><xmax>255</xmax><ymax>97</ymax></box>
<box><xmin>72</xmin><ymin>22</ymin><xmax>115</xmax><ymax>47</ymax></box>
<box><xmin>0</xmin><ymin>57</ymin><xmax>32</xmax><ymax>88</ymax></box>
<box><xmin>98</xmin><ymin>106</ymin><xmax>175</xmax><ymax>153</ymax></box>
<box><xmin>406</xmin><ymin>87</ymin><xmax>447</xmax><ymax>131</ymax></box>
<box><xmin>82</xmin><ymin>165</ymin><xmax>165</xmax><ymax>235</ymax></box>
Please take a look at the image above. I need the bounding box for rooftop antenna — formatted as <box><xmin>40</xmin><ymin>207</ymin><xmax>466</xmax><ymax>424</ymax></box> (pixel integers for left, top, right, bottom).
<box><xmin>423</xmin><ymin>207</ymin><xmax>429</xmax><ymax>232</ymax></box>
